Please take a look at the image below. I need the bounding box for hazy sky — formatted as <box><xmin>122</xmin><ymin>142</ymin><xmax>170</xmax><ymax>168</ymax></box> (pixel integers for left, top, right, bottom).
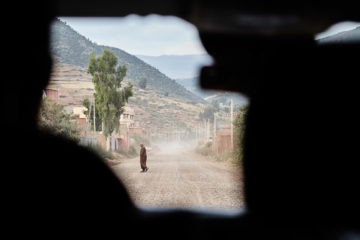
<box><xmin>60</xmin><ymin>15</ymin><xmax>207</xmax><ymax>56</ymax></box>
<box><xmin>59</xmin><ymin>16</ymin><xmax>359</xmax><ymax>56</ymax></box>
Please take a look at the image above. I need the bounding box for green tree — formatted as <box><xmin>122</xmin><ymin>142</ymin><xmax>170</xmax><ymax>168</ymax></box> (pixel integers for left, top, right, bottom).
<box><xmin>210</xmin><ymin>100</ymin><xmax>220</xmax><ymax>112</ymax></box>
<box><xmin>199</xmin><ymin>107</ymin><xmax>214</xmax><ymax>122</ymax></box>
<box><xmin>233</xmin><ymin>104</ymin><xmax>248</xmax><ymax>163</ymax></box>
<box><xmin>38</xmin><ymin>97</ymin><xmax>80</xmax><ymax>141</ymax></box>
<box><xmin>138</xmin><ymin>77</ymin><xmax>147</xmax><ymax>89</ymax></box>
<box><xmin>88</xmin><ymin>49</ymin><xmax>133</xmax><ymax>138</ymax></box>
<box><xmin>199</xmin><ymin>100</ymin><xmax>221</xmax><ymax>122</ymax></box>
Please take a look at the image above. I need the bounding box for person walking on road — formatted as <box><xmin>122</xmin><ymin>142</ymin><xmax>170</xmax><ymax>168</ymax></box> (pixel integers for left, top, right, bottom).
<box><xmin>140</xmin><ymin>144</ymin><xmax>148</xmax><ymax>172</ymax></box>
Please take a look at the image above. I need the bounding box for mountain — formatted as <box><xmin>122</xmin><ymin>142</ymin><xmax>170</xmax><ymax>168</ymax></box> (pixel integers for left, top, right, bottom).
<box><xmin>175</xmin><ymin>77</ymin><xmax>210</xmax><ymax>98</ymax></box>
<box><xmin>175</xmin><ymin>77</ymin><xmax>248</xmax><ymax>106</ymax></box>
<box><xmin>318</xmin><ymin>26</ymin><xmax>360</xmax><ymax>44</ymax></box>
<box><xmin>50</xmin><ymin>19</ymin><xmax>206</xmax><ymax>104</ymax></box>
<box><xmin>136</xmin><ymin>54</ymin><xmax>213</xmax><ymax>79</ymax></box>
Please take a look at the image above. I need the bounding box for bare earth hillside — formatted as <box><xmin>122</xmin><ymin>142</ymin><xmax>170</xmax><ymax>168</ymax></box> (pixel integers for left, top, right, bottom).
<box><xmin>48</xmin><ymin>63</ymin><xmax>206</xmax><ymax>133</ymax></box>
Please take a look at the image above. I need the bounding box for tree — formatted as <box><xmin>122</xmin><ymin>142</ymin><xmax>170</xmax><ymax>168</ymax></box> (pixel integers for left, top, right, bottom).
<box><xmin>210</xmin><ymin>100</ymin><xmax>220</xmax><ymax>112</ymax></box>
<box><xmin>199</xmin><ymin>105</ymin><xmax>216</xmax><ymax>123</ymax></box>
<box><xmin>38</xmin><ymin>97</ymin><xmax>80</xmax><ymax>142</ymax></box>
<box><xmin>88</xmin><ymin>49</ymin><xmax>133</xmax><ymax>138</ymax></box>
<box><xmin>138</xmin><ymin>77</ymin><xmax>147</xmax><ymax>89</ymax></box>
<box><xmin>199</xmin><ymin>99</ymin><xmax>221</xmax><ymax>122</ymax></box>
<box><xmin>233</xmin><ymin>104</ymin><xmax>248</xmax><ymax>163</ymax></box>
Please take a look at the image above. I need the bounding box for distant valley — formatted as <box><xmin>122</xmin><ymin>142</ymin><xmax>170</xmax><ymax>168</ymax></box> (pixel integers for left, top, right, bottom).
<box><xmin>136</xmin><ymin>54</ymin><xmax>248</xmax><ymax>106</ymax></box>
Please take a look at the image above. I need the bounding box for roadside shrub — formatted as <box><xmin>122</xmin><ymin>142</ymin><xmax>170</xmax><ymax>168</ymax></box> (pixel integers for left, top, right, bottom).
<box><xmin>195</xmin><ymin>142</ymin><xmax>213</xmax><ymax>157</ymax></box>
<box><xmin>128</xmin><ymin>145</ymin><xmax>138</xmax><ymax>157</ymax></box>
<box><xmin>233</xmin><ymin>105</ymin><xmax>248</xmax><ymax>164</ymax></box>
<box><xmin>38</xmin><ymin>97</ymin><xmax>80</xmax><ymax>142</ymax></box>
<box><xmin>215</xmin><ymin>151</ymin><xmax>234</xmax><ymax>162</ymax></box>
<box><xmin>116</xmin><ymin>145</ymin><xmax>138</xmax><ymax>158</ymax></box>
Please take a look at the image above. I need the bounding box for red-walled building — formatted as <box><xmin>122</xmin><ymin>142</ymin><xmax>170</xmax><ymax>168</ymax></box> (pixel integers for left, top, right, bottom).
<box><xmin>212</xmin><ymin>127</ymin><xmax>234</xmax><ymax>154</ymax></box>
<box><xmin>43</xmin><ymin>88</ymin><xmax>59</xmax><ymax>102</ymax></box>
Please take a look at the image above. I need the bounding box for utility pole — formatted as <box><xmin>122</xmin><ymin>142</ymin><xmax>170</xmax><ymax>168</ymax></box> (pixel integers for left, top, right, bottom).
<box><xmin>213</xmin><ymin>112</ymin><xmax>216</xmax><ymax>151</ymax></box>
<box><xmin>205</xmin><ymin>119</ymin><xmax>208</xmax><ymax>141</ymax></box>
<box><xmin>93</xmin><ymin>98</ymin><xmax>96</xmax><ymax>136</ymax></box>
<box><xmin>195</xmin><ymin>124</ymin><xmax>198</xmax><ymax>142</ymax></box>
<box><xmin>206</xmin><ymin>120</ymin><xmax>208</xmax><ymax>140</ymax></box>
<box><xmin>86</xmin><ymin>101</ymin><xmax>91</xmax><ymax>136</ymax></box>
<box><xmin>175</xmin><ymin>123</ymin><xmax>178</xmax><ymax>142</ymax></box>
<box><xmin>203</xmin><ymin>120</ymin><xmax>205</xmax><ymax>140</ymax></box>
<box><xmin>230</xmin><ymin>99</ymin><xmax>233</xmax><ymax>151</ymax></box>
<box><xmin>207</xmin><ymin>119</ymin><xmax>210</xmax><ymax>141</ymax></box>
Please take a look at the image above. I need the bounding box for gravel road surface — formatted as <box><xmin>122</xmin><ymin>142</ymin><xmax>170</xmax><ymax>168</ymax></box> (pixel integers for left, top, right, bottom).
<box><xmin>112</xmin><ymin>144</ymin><xmax>244</xmax><ymax>209</ymax></box>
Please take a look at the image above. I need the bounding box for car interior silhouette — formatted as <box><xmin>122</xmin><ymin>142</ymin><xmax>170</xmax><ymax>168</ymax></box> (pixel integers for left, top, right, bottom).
<box><xmin>3</xmin><ymin>0</ymin><xmax>359</xmax><ymax>239</ymax></box>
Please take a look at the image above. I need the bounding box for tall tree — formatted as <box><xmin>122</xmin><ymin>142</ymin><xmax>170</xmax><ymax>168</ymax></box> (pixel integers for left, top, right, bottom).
<box><xmin>88</xmin><ymin>49</ymin><xmax>133</xmax><ymax>138</ymax></box>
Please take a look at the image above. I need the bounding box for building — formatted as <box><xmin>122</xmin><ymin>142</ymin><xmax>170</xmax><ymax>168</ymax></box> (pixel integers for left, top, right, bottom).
<box><xmin>212</xmin><ymin>127</ymin><xmax>234</xmax><ymax>154</ymax></box>
<box><xmin>72</xmin><ymin>106</ymin><xmax>88</xmax><ymax>125</ymax></box>
<box><xmin>101</xmin><ymin>105</ymin><xmax>151</xmax><ymax>152</ymax></box>
<box><xmin>120</xmin><ymin>106</ymin><xmax>135</xmax><ymax>127</ymax></box>
<box><xmin>43</xmin><ymin>88</ymin><xmax>59</xmax><ymax>102</ymax></box>
<box><xmin>109</xmin><ymin>106</ymin><xmax>135</xmax><ymax>152</ymax></box>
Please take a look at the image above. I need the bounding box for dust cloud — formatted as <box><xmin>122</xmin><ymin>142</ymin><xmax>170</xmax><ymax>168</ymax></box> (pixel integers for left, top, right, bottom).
<box><xmin>150</xmin><ymin>140</ymin><xmax>197</xmax><ymax>156</ymax></box>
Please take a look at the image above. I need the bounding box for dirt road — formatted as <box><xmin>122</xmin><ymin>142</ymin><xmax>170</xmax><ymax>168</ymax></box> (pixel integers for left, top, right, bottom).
<box><xmin>112</xmin><ymin>144</ymin><xmax>244</xmax><ymax>209</ymax></box>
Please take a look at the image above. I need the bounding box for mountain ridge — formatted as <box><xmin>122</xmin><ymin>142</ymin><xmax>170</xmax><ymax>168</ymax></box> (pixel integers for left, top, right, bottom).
<box><xmin>50</xmin><ymin>19</ymin><xmax>206</xmax><ymax>104</ymax></box>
